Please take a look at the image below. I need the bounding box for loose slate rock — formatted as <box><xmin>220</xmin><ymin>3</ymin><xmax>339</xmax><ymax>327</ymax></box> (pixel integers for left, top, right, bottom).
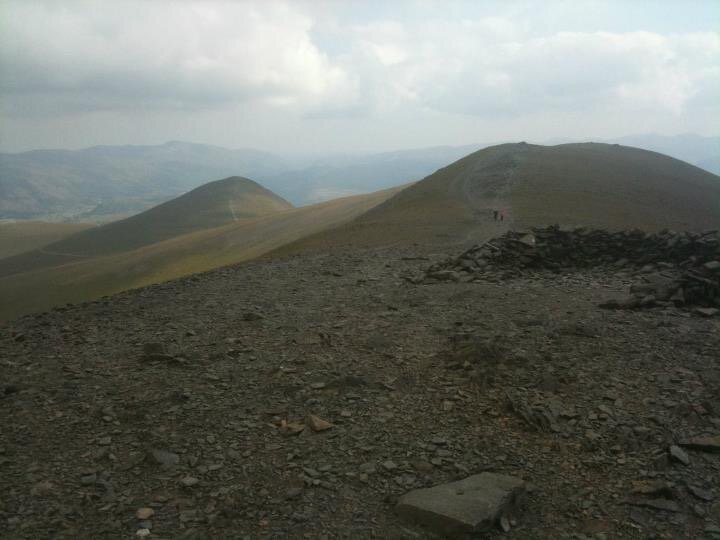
<box><xmin>150</xmin><ymin>448</ymin><xmax>180</xmax><ymax>468</ymax></box>
<box><xmin>668</xmin><ymin>445</ymin><xmax>690</xmax><ymax>465</ymax></box>
<box><xmin>396</xmin><ymin>472</ymin><xmax>525</xmax><ymax>537</ymax></box>
<box><xmin>679</xmin><ymin>435</ymin><xmax>720</xmax><ymax>453</ymax></box>
<box><xmin>688</xmin><ymin>485</ymin><xmax>714</xmax><ymax>502</ymax></box>
<box><xmin>305</xmin><ymin>414</ymin><xmax>333</xmax><ymax>432</ymax></box>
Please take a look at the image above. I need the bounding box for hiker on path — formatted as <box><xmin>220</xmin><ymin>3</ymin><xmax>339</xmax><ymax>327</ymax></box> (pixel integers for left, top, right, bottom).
<box><xmin>493</xmin><ymin>210</ymin><xmax>498</xmax><ymax>221</ymax></box>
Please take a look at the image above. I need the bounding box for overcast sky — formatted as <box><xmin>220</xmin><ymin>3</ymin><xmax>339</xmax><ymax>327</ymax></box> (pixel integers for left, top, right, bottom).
<box><xmin>0</xmin><ymin>0</ymin><xmax>718</xmax><ymax>153</ymax></box>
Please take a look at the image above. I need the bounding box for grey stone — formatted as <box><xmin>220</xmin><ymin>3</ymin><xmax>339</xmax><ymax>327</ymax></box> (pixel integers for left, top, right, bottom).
<box><xmin>80</xmin><ymin>474</ymin><xmax>97</xmax><ymax>485</ymax></box>
<box><xmin>396</xmin><ymin>472</ymin><xmax>525</xmax><ymax>537</ymax></box>
<box><xmin>150</xmin><ymin>449</ymin><xmax>180</xmax><ymax>468</ymax></box>
<box><xmin>180</xmin><ymin>476</ymin><xmax>199</xmax><ymax>487</ymax></box>
<box><xmin>668</xmin><ymin>445</ymin><xmax>690</xmax><ymax>465</ymax></box>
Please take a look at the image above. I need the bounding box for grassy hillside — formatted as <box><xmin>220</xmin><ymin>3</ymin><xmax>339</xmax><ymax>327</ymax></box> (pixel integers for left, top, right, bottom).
<box><xmin>510</xmin><ymin>143</ymin><xmax>720</xmax><ymax>230</ymax></box>
<box><xmin>275</xmin><ymin>142</ymin><xmax>720</xmax><ymax>254</ymax></box>
<box><xmin>0</xmin><ymin>185</ymin><xmax>402</xmax><ymax>321</ymax></box>
<box><xmin>0</xmin><ymin>176</ymin><xmax>292</xmax><ymax>277</ymax></box>
<box><xmin>0</xmin><ymin>221</ymin><xmax>93</xmax><ymax>259</ymax></box>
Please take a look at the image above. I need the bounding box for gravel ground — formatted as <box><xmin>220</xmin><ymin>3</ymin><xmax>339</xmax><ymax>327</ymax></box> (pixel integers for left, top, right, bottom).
<box><xmin>1</xmin><ymin>243</ymin><xmax>719</xmax><ymax>539</ymax></box>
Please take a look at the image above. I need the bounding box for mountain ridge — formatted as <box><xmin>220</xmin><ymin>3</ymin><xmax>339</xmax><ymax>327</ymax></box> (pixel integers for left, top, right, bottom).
<box><xmin>274</xmin><ymin>142</ymin><xmax>720</xmax><ymax>255</ymax></box>
<box><xmin>3</xmin><ymin>134</ymin><xmax>717</xmax><ymax>221</ymax></box>
<box><xmin>0</xmin><ymin>176</ymin><xmax>292</xmax><ymax>278</ymax></box>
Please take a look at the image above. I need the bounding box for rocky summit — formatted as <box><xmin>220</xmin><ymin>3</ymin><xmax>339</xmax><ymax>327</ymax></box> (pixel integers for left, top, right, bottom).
<box><xmin>1</xmin><ymin>229</ymin><xmax>719</xmax><ymax>539</ymax></box>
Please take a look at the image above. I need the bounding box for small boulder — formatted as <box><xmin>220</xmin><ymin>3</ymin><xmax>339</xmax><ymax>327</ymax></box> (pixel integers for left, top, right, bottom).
<box><xmin>305</xmin><ymin>414</ymin><xmax>333</xmax><ymax>432</ymax></box>
<box><xmin>135</xmin><ymin>507</ymin><xmax>155</xmax><ymax>520</ymax></box>
<box><xmin>396</xmin><ymin>472</ymin><xmax>525</xmax><ymax>537</ymax></box>
<box><xmin>279</xmin><ymin>420</ymin><xmax>305</xmax><ymax>436</ymax></box>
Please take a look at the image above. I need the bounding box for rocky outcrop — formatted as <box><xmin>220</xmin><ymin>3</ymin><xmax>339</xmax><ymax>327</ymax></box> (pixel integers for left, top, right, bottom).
<box><xmin>422</xmin><ymin>226</ymin><xmax>720</xmax><ymax>310</ymax></box>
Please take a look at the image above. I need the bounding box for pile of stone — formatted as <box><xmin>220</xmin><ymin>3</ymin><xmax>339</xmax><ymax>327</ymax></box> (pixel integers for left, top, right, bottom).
<box><xmin>423</xmin><ymin>226</ymin><xmax>720</xmax><ymax>311</ymax></box>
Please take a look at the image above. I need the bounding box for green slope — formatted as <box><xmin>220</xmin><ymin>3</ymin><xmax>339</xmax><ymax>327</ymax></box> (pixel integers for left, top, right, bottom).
<box><xmin>0</xmin><ymin>176</ymin><xmax>292</xmax><ymax>277</ymax></box>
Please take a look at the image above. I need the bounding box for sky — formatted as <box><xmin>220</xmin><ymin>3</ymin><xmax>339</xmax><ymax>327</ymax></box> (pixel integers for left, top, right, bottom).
<box><xmin>0</xmin><ymin>0</ymin><xmax>718</xmax><ymax>154</ymax></box>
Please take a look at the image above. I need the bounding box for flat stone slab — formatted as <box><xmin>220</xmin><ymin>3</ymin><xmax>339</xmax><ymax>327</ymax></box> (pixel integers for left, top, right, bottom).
<box><xmin>680</xmin><ymin>435</ymin><xmax>720</xmax><ymax>453</ymax></box>
<box><xmin>396</xmin><ymin>472</ymin><xmax>525</xmax><ymax>537</ymax></box>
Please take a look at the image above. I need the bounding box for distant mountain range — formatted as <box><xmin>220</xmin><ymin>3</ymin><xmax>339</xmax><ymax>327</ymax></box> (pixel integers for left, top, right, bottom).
<box><xmin>0</xmin><ymin>134</ymin><xmax>717</xmax><ymax>222</ymax></box>
<box><xmin>0</xmin><ymin>141</ymin><xmax>287</xmax><ymax>221</ymax></box>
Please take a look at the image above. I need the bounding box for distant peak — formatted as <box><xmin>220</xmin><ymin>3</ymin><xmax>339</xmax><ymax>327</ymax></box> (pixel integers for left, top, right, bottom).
<box><xmin>214</xmin><ymin>175</ymin><xmax>255</xmax><ymax>185</ymax></box>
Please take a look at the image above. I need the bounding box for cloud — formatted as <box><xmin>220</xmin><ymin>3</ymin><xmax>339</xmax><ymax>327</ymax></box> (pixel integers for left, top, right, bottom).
<box><xmin>0</xmin><ymin>1</ymin><xmax>357</xmax><ymax>114</ymax></box>
<box><xmin>343</xmin><ymin>21</ymin><xmax>720</xmax><ymax>118</ymax></box>
<box><xmin>0</xmin><ymin>0</ymin><xmax>717</xmax><ymax>148</ymax></box>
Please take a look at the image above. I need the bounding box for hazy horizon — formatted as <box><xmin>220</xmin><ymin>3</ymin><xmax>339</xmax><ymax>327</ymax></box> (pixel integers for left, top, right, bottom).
<box><xmin>1</xmin><ymin>0</ymin><xmax>719</xmax><ymax>154</ymax></box>
<box><xmin>0</xmin><ymin>133</ymin><xmax>719</xmax><ymax>159</ymax></box>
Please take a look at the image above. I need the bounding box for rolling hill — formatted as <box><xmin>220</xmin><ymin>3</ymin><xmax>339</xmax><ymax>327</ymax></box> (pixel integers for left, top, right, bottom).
<box><xmin>0</xmin><ymin>176</ymin><xmax>292</xmax><ymax>278</ymax></box>
<box><xmin>275</xmin><ymin>142</ymin><xmax>720</xmax><ymax>254</ymax></box>
<box><xmin>0</xmin><ymin>184</ymin><xmax>403</xmax><ymax>320</ymax></box>
<box><xmin>0</xmin><ymin>141</ymin><xmax>287</xmax><ymax>221</ymax></box>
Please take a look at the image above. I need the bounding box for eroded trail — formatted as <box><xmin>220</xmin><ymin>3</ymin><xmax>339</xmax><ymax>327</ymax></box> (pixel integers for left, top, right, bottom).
<box><xmin>1</xmin><ymin>242</ymin><xmax>719</xmax><ymax>539</ymax></box>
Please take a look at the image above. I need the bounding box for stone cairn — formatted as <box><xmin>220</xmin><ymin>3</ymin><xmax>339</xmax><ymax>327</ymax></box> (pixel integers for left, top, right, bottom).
<box><xmin>422</xmin><ymin>226</ymin><xmax>720</xmax><ymax>313</ymax></box>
